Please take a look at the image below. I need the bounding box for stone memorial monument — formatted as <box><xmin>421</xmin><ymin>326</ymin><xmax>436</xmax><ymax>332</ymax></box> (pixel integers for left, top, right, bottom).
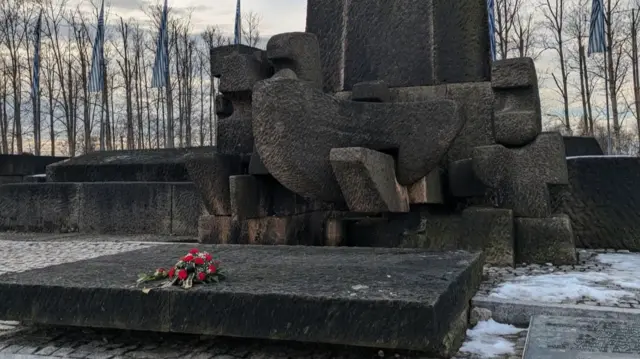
<box><xmin>195</xmin><ymin>0</ymin><xmax>577</xmax><ymax>267</ymax></box>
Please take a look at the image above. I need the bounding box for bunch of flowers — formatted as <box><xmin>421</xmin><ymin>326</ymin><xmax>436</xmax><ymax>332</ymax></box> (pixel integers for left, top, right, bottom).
<box><xmin>137</xmin><ymin>248</ymin><xmax>224</xmax><ymax>290</ymax></box>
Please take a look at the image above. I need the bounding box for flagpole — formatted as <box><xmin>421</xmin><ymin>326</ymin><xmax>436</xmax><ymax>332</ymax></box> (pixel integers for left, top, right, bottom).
<box><xmin>604</xmin><ymin>46</ymin><xmax>612</xmax><ymax>154</ymax></box>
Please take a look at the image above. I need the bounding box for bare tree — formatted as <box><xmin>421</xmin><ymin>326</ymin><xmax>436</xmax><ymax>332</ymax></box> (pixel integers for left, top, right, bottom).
<box><xmin>242</xmin><ymin>11</ymin><xmax>262</xmax><ymax>48</ymax></box>
<box><xmin>495</xmin><ymin>0</ymin><xmax>523</xmax><ymax>59</ymax></box>
<box><xmin>114</xmin><ymin>17</ymin><xmax>135</xmax><ymax>149</ymax></box>
<box><xmin>541</xmin><ymin>0</ymin><xmax>571</xmax><ymax>134</ymax></box>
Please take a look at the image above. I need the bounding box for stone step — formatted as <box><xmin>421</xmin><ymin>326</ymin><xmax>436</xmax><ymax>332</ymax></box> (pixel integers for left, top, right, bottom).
<box><xmin>523</xmin><ymin>315</ymin><xmax>640</xmax><ymax>358</ymax></box>
<box><xmin>0</xmin><ymin>182</ymin><xmax>205</xmax><ymax>236</ymax></box>
<box><xmin>0</xmin><ymin>245</ymin><xmax>483</xmax><ymax>356</ymax></box>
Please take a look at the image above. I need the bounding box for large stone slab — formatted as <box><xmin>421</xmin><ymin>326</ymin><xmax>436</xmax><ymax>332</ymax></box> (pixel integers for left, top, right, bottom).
<box><xmin>0</xmin><ymin>245</ymin><xmax>483</xmax><ymax>355</ymax></box>
<box><xmin>515</xmin><ymin>215</ymin><xmax>577</xmax><ymax>265</ymax></box>
<box><xmin>553</xmin><ymin>156</ymin><xmax>640</xmax><ymax>250</ymax></box>
<box><xmin>0</xmin><ymin>182</ymin><xmax>204</xmax><ymax>235</ymax></box>
<box><xmin>252</xmin><ymin>75</ymin><xmax>463</xmax><ymax>202</ymax></box>
<box><xmin>524</xmin><ymin>315</ymin><xmax>640</xmax><ymax>358</ymax></box>
<box><xmin>330</xmin><ymin>147</ymin><xmax>409</xmax><ymax>212</ymax></box>
<box><xmin>306</xmin><ymin>0</ymin><xmax>490</xmax><ymax>91</ymax></box>
<box><xmin>185</xmin><ymin>154</ymin><xmax>245</xmax><ymax>216</ymax></box>
<box><xmin>473</xmin><ymin>132</ymin><xmax>569</xmax><ymax>217</ymax></box>
<box><xmin>563</xmin><ymin>136</ymin><xmax>604</xmax><ymax>157</ymax></box>
<box><xmin>46</xmin><ymin>147</ymin><xmax>217</xmax><ymax>182</ymax></box>
<box><xmin>0</xmin><ymin>154</ymin><xmax>67</xmax><ymax>176</ymax></box>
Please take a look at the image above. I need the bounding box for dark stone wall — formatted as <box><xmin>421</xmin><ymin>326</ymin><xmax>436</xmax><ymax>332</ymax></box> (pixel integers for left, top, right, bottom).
<box><xmin>563</xmin><ymin>136</ymin><xmax>604</xmax><ymax>157</ymax></box>
<box><xmin>46</xmin><ymin>147</ymin><xmax>217</xmax><ymax>182</ymax></box>
<box><xmin>0</xmin><ymin>154</ymin><xmax>67</xmax><ymax>176</ymax></box>
<box><xmin>0</xmin><ymin>182</ymin><xmax>205</xmax><ymax>235</ymax></box>
<box><xmin>553</xmin><ymin>156</ymin><xmax>640</xmax><ymax>250</ymax></box>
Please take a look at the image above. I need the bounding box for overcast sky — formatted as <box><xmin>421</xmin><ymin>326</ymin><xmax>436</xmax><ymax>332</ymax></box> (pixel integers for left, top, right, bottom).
<box><xmin>72</xmin><ymin>0</ymin><xmax>606</xmax><ymax>130</ymax></box>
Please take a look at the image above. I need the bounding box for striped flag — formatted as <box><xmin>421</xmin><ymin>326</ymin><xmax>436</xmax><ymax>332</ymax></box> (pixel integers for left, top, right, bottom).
<box><xmin>588</xmin><ymin>0</ymin><xmax>606</xmax><ymax>56</ymax></box>
<box><xmin>88</xmin><ymin>0</ymin><xmax>105</xmax><ymax>92</ymax></box>
<box><xmin>234</xmin><ymin>0</ymin><xmax>241</xmax><ymax>45</ymax></box>
<box><xmin>487</xmin><ymin>0</ymin><xmax>496</xmax><ymax>61</ymax></box>
<box><xmin>31</xmin><ymin>11</ymin><xmax>42</xmax><ymax>99</ymax></box>
<box><xmin>151</xmin><ymin>0</ymin><xmax>169</xmax><ymax>88</ymax></box>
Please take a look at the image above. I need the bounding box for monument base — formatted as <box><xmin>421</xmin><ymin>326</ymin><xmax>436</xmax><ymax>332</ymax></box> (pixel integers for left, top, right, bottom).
<box><xmin>0</xmin><ymin>244</ymin><xmax>483</xmax><ymax>357</ymax></box>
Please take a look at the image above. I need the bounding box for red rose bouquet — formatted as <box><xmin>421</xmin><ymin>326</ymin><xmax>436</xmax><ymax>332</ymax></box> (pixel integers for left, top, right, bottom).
<box><xmin>137</xmin><ymin>248</ymin><xmax>224</xmax><ymax>290</ymax></box>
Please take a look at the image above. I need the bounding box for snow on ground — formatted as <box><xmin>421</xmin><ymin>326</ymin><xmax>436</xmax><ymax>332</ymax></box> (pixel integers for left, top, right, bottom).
<box><xmin>488</xmin><ymin>253</ymin><xmax>640</xmax><ymax>305</ymax></box>
<box><xmin>459</xmin><ymin>320</ymin><xmax>525</xmax><ymax>358</ymax></box>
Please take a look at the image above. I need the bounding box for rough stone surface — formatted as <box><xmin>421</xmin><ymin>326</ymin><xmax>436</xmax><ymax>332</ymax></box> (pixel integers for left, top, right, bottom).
<box><xmin>210</xmin><ymin>44</ymin><xmax>265</xmax><ymax>78</ymax></box>
<box><xmin>248</xmin><ymin>151</ymin><xmax>269</xmax><ymax>175</ymax></box>
<box><xmin>515</xmin><ymin>215</ymin><xmax>577</xmax><ymax>265</ymax></box>
<box><xmin>185</xmin><ymin>154</ymin><xmax>245</xmax><ymax>216</ymax></box>
<box><xmin>352</xmin><ymin>80</ymin><xmax>391</xmax><ymax>102</ymax></box>
<box><xmin>0</xmin><ymin>245</ymin><xmax>483</xmax><ymax>354</ymax></box>
<box><xmin>563</xmin><ymin>136</ymin><xmax>604</xmax><ymax>157</ymax></box>
<box><xmin>524</xmin><ymin>315</ymin><xmax>640</xmax><ymax>358</ymax></box>
<box><xmin>218</xmin><ymin>51</ymin><xmax>272</xmax><ymax>93</ymax></box>
<box><xmin>46</xmin><ymin>147</ymin><xmax>216</xmax><ymax>182</ymax></box>
<box><xmin>448</xmin><ymin>158</ymin><xmax>486</xmax><ymax>198</ymax></box>
<box><xmin>305</xmin><ymin>0</ymin><xmax>348</xmax><ymax>93</ymax></box>
<box><xmin>306</xmin><ymin>0</ymin><xmax>490</xmax><ymax>91</ymax></box>
<box><xmin>346</xmin><ymin>210</ymin><xmax>464</xmax><ymax>250</ymax></box>
<box><xmin>553</xmin><ymin>156</ymin><xmax>640</xmax><ymax>251</ymax></box>
<box><xmin>229</xmin><ymin>175</ymin><xmax>342</xmax><ymax>219</ymax></box>
<box><xmin>198</xmin><ymin>212</ymin><xmax>340</xmax><ymax>246</ymax></box>
<box><xmin>330</xmin><ymin>147</ymin><xmax>409</xmax><ymax>212</ymax></box>
<box><xmin>0</xmin><ymin>154</ymin><xmax>66</xmax><ymax>177</ymax></box>
<box><xmin>473</xmin><ymin>132</ymin><xmax>569</xmax><ymax>217</ymax></box>
<box><xmin>407</xmin><ymin>170</ymin><xmax>444</xmax><ymax>204</ymax></box>
<box><xmin>266</xmin><ymin>32</ymin><xmax>322</xmax><ymax>89</ymax></box>
<box><xmin>469</xmin><ymin>307</ymin><xmax>493</xmax><ymax>327</ymax></box>
<box><xmin>492</xmin><ymin>59</ymin><xmax>541</xmax><ymax>146</ymax></box>
<box><xmin>491</xmin><ymin>58</ymin><xmax>538</xmax><ymax>89</ymax></box>
<box><xmin>252</xmin><ymin>76</ymin><xmax>463</xmax><ymax>202</ymax></box>
<box><xmin>462</xmin><ymin>207</ymin><xmax>514</xmax><ymax>267</ymax></box>
<box><xmin>0</xmin><ymin>183</ymin><xmax>78</xmax><ymax>233</ymax></box>
<box><xmin>0</xmin><ymin>182</ymin><xmax>203</xmax><ymax>235</ymax></box>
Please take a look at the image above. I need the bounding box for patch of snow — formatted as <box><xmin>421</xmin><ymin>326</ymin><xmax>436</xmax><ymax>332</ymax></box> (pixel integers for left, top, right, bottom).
<box><xmin>488</xmin><ymin>253</ymin><xmax>640</xmax><ymax>305</ymax></box>
<box><xmin>459</xmin><ymin>320</ymin><xmax>524</xmax><ymax>358</ymax></box>
<box><xmin>567</xmin><ymin>155</ymin><xmax>636</xmax><ymax>159</ymax></box>
<box><xmin>351</xmin><ymin>285</ymin><xmax>369</xmax><ymax>291</ymax></box>
<box><xmin>30</xmin><ymin>174</ymin><xmax>46</xmax><ymax>178</ymax></box>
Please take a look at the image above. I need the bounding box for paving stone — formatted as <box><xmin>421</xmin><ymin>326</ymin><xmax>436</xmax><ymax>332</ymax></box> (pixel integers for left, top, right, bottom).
<box><xmin>524</xmin><ymin>315</ymin><xmax>640</xmax><ymax>358</ymax></box>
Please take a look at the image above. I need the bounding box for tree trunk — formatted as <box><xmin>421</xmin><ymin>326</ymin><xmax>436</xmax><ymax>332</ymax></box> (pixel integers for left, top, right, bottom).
<box><xmin>606</xmin><ymin>0</ymin><xmax>620</xmax><ymax>152</ymax></box>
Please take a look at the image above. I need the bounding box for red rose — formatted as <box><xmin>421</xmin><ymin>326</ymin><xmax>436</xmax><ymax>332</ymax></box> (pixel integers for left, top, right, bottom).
<box><xmin>178</xmin><ymin>269</ymin><xmax>188</xmax><ymax>280</ymax></box>
<box><xmin>183</xmin><ymin>254</ymin><xmax>194</xmax><ymax>262</ymax></box>
<box><xmin>204</xmin><ymin>253</ymin><xmax>212</xmax><ymax>261</ymax></box>
<box><xmin>198</xmin><ymin>272</ymin><xmax>206</xmax><ymax>281</ymax></box>
<box><xmin>208</xmin><ymin>264</ymin><xmax>217</xmax><ymax>274</ymax></box>
<box><xmin>189</xmin><ymin>248</ymin><xmax>199</xmax><ymax>254</ymax></box>
<box><xmin>195</xmin><ymin>257</ymin><xmax>205</xmax><ymax>265</ymax></box>
<box><xmin>168</xmin><ymin>268</ymin><xmax>175</xmax><ymax>278</ymax></box>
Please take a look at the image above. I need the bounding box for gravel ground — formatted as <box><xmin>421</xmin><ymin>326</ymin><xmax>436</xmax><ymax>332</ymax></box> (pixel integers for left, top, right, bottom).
<box><xmin>477</xmin><ymin>249</ymin><xmax>640</xmax><ymax>307</ymax></box>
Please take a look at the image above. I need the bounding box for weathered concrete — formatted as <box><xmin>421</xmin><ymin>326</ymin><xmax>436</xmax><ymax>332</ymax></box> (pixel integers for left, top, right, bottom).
<box><xmin>563</xmin><ymin>136</ymin><xmax>604</xmax><ymax>157</ymax></box>
<box><xmin>0</xmin><ymin>182</ymin><xmax>204</xmax><ymax>235</ymax></box>
<box><xmin>0</xmin><ymin>245</ymin><xmax>483</xmax><ymax>355</ymax></box>
<box><xmin>0</xmin><ymin>154</ymin><xmax>66</xmax><ymax>177</ymax></box>
<box><xmin>306</xmin><ymin>0</ymin><xmax>490</xmax><ymax>91</ymax></box>
<box><xmin>524</xmin><ymin>315</ymin><xmax>640</xmax><ymax>358</ymax></box>
<box><xmin>473</xmin><ymin>296</ymin><xmax>640</xmax><ymax>327</ymax></box>
<box><xmin>515</xmin><ymin>215</ymin><xmax>577</xmax><ymax>265</ymax></box>
<box><xmin>46</xmin><ymin>147</ymin><xmax>216</xmax><ymax>182</ymax></box>
<box><xmin>553</xmin><ymin>156</ymin><xmax>640</xmax><ymax>251</ymax></box>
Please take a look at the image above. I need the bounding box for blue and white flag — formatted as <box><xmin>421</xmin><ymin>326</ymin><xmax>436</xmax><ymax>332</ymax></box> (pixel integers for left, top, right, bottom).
<box><xmin>234</xmin><ymin>0</ymin><xmax>241</xmax><ymax>45</ymax></box>
<box><xmin>152</xmin><ymin>0</ymin><xmax>169</xmax><ymax>88</ymax></box>
<box><xmin>588</xmin><ymin>0</ymin><xmax>606</xmax><ymax>56</ymax></box>
<box><xmin>31</xmin><ymin>11</ymin><xmax>42</xmax><ymax>98</ymax></box>
<box><xmin>88</xmin><ymin>0</ymin><xmax>105</xmax><ymax>92</ymax></box>
<box><xmin>487</xmin><ymin>0</ymin><xmax>496</xmax><ymax>61</ymax></box>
